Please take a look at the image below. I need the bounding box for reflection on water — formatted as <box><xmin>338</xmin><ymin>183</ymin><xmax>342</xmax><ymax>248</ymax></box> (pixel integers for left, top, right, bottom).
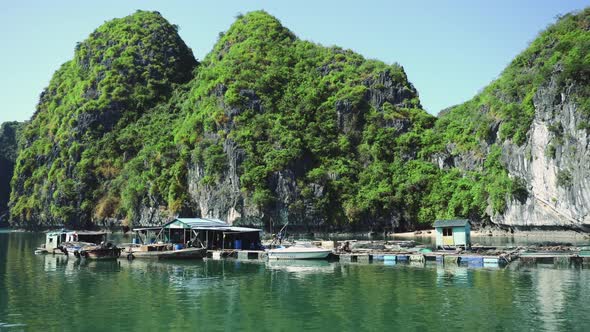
<box><xmin>535</xmin><ymin>267</ymin><xmax>568</xmax><ymax>331</ymax></box>
<box><xmin>266</xmin><ymin>259</ymin><xmax>336</xmax><ymax>277</ymax></box>
<box><xmin>436</xmin><ymin>265</ymin><xmax>469</xmax><ymax>287</ymax></box>
<box><xmin>2</xmin><ymin>232</ymin><xmax>590</xmax><ymax>331</ymax></box>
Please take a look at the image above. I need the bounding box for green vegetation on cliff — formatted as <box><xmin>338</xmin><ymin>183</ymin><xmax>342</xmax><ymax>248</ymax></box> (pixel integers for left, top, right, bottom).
<box><xmin>437</xmin><ymin>8</ymin><xmax>590</xmax><ymax>149</ymax></box>
<box><xmin>175</xmin><ymin>12</ymin><xmax>432</xmax><ymax>228</ymax></box>
<box><xmin>6</xmin><ymin>9</ymin><xmax>590</xmax><ymax>230</ymax></box>
<box><xmin>10</xmin><ymin>11</ymin><xmax>197</xmax><ymax>227</ymax></box>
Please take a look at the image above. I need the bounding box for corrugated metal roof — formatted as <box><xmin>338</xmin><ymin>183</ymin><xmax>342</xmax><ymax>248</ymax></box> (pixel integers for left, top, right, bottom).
<box><xmin>164</xmin><ymin>218</ymin><xmax>262</xmax><ymax>232</ymax></box>
<box><xmin>223</xmin><ymin>226</ymin><xmax>262</xmax><ymax>233</ymax></box>
<box><xmin>175</xmin><ymin>217</ymin><xmax>228</xmax><ymax>228</ymax></box>
<box><xmin>433</xmin><ymin>219</ymin><xmax>470</xmax><ymax>228</ymax></box>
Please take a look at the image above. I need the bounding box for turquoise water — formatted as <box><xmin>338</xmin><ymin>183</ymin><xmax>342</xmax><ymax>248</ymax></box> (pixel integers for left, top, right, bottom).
<box><xmin>1</xmin><ymin>232</ymin><xmax>590</xmax><ymax>331</ymax></box>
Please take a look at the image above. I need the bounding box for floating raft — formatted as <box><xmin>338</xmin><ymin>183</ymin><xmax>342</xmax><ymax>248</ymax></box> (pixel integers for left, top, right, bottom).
<box><xmin>336</xmin><ymin>250</ymin><xmax>519</xmax><ymax>268</ymax></box>
<box><xmin>518</xmin><ymin>252</ymin><xmax>583</xmax><ymax>265</ymax></box>
<box><xmin>204</xmin><ymin>246</ymin><xmax>590</xmax><ymax>269</ymax></box>
<box><xmin>237</xmin><ymin>250</ymin><xmax>268</xmax><ymax>260</ymax></box>
<box><xmin>339</xmin><ymin>254</ymin><xmax>372</xmax><ymax>263</ymax></box>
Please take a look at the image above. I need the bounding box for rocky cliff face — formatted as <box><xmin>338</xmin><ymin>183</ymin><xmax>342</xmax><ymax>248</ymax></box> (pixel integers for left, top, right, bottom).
<box><xmin>434</xmin><ymin>9</ymin><xmax>590</xmax><ymax>231</ymax></box>
<box><xmin>498</xmin><ymin>79</ymin><xmax>590</xmax><ymax>230</ymax></box>
<box><xmin>184</xmin><ymin>68</ymin><xmax>420</xmax><ymax>230</ymax></box>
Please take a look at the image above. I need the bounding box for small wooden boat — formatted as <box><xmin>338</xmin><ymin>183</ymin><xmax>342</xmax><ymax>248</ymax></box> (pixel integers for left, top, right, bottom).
<box><xmin>267</xmin><ymin>244</ymin><xmax>332</xmax><ymax>260</ymax></box>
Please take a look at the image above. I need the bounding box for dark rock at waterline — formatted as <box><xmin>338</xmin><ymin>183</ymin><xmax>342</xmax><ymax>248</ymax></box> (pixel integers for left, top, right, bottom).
<box><xmin>0</xmin><ymin>121</ymin><xmax>23</xmax><ymax>225</ymax></box>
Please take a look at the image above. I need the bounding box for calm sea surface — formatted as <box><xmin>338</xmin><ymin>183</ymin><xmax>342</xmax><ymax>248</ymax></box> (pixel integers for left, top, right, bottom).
<box><xmin>1</xmin><ymin>231</ymin><xmax>590</xmax><ymax>331</ymax></box>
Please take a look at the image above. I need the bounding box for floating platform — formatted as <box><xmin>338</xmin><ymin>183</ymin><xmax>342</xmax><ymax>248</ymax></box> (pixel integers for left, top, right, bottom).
<box><xmin>339</xmin><ymin>254</ymin><xmax>372</xmax><ymax>263</ymax></box>
<box><xmin>335</xmin><ymin>249</ymin><xmax>521</xmax><ymax>268</ymax></box>
<box><xmin>207</xmin><ymin>250</ymin><xmax>267</xmax><ymax>260</ymax></box>
<box><xmin>204</xmin><ymin>246</ymin><xmax>590</xmax><ymax>270</ymax></box>
<box><xmin>517</xmin><ymin>252</ymin><xmax>583</xmax><ymax>266</ymax></box>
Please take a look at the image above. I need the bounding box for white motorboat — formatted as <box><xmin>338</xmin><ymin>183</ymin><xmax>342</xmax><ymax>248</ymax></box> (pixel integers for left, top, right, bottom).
<box><xmin>267</xmin><ymin>244</ymin><xmax>332</xmax><ymax>260</ymax></box>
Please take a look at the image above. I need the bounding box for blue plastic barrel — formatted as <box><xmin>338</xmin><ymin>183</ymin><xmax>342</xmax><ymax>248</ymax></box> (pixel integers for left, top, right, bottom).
<box><xmin>174</xmin><ymin>244</ymin><xmax>183</xmax><ymax>250</ymax></box>
<box><xmin>234</xmin><ymin>240</ymin><xmax>242</xmax><ymax>250</ymax></box>
<box><xmin>132</xmin><ymin>238</ymin><xmax>139</xmax><ymax>244</ymax></box>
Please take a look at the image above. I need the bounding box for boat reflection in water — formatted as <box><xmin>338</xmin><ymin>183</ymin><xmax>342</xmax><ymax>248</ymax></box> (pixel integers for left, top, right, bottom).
<box><xmin>266</xmin><ymin>259</ymin><xmax>336</xmax><ymax>277</ymax></box>
<box><xmin>42</xmin><ymin>253</ymin><xmax>122</xmax><ymax>275</ymax></box>
<box><xmin>42</xmin><ymin>253</ymin><xmax>70</xmax><ymax>272</ymax></box>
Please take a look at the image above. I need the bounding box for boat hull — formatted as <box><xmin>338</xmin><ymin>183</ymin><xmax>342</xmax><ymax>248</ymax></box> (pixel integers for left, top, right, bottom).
<box><xmin>267</xmin><ymin>249</ymin><xmax>332</xmax><ymax>260</ymax></box>
<box><xmin>157</xmin><ymin>248</ymin><xmax>207</xmax><ymax>260</ymax></box>
<box><xmin>80</xmin><ymin>247</ymin><xmax>122</xmax><ymax>260</ymax></box>
<box><xmin>123</xmin><ymin>247</ymin><xmax>207</xmax><ymax>260</ymax></box>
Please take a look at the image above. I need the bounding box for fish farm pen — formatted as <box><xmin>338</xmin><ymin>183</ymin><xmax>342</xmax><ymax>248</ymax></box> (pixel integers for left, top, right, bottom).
<box><xmin>198</xmin><ymin>239</ymin><xmax>590</xmax><ymax>269</ymax></box>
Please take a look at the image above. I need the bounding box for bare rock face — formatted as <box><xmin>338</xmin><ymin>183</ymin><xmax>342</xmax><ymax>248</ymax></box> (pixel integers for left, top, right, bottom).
<box><xmin>187</xmin><ymin>139</ymin><xmax>244</xmax><ymax>222</ymax></box>
<box><xmin>363</xmin><ymin>69</ymin><xmax>416</xmax><ymax>109</ymax></box>
<box><xmin>495</xmin><ymin>79</ymin><xmax>590</xmax><ymax>230</ymax></box>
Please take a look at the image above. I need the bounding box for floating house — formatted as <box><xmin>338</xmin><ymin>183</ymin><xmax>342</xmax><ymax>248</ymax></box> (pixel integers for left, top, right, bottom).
<box><xmin>133</xmin><ymin>218</ymin><xmax>263</xmax><ymax>251</ymax></box>
<box><xmin>433</xmin><ymin>219</ymin><xmax>471</xmax><ymax>249</ymax></box>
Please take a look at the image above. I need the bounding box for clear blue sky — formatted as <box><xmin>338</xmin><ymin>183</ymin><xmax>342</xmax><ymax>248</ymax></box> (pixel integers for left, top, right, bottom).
<box><xmin>0</xmin><ymin>0</ymin><xmax>588</xmax><ymax>123</ymax></box>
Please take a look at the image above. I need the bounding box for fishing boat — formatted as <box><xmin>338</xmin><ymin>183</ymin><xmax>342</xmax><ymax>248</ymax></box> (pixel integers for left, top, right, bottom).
<box><xmin>267</xmin><ymin>243</ymin><xmax>332</xmax><ymax>260</ymax></box>
<box><xmin>120</xmin><ymin>243</ymin><xmax>207</xmax><ymax>260</ymax></box>
<box><xmin>35</xmin><ymin>230</ymin><xmax>120</xmax><ymax>260</ymax></box>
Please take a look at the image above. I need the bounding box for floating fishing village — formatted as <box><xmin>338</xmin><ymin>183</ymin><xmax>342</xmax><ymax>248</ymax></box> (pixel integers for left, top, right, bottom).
<box><xmin>33</xmin><ymin>217</ymin><xmax>590</xmax><ymax>270</ymax></box>
<box><xmin>3</xmin><ymin>3</ymin><xmax>590</xmax><ymax>330</ymax></box>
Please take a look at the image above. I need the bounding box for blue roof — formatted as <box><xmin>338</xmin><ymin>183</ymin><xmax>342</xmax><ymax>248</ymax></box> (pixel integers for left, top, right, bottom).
<box><xmin>175</xmin><ymin>218</ymin><xmax>228</xmax><ymax>228</ymax></box>
<box><xmin>433</xmin><ymin>219</ymin><xmax>470</xmax><ymax>228</ymax></box>
<box><xmin>164</xmin><ymin>218</ymin><xmax>261</xmax><ymax>233</ymax></box>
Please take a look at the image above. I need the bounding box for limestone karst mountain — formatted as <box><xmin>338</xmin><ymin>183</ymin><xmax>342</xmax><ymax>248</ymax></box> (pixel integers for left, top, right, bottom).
<box><xmin>3</xmin><ymin>9</ymin><xmax>589</xmax><ymax>231</ymax></box>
